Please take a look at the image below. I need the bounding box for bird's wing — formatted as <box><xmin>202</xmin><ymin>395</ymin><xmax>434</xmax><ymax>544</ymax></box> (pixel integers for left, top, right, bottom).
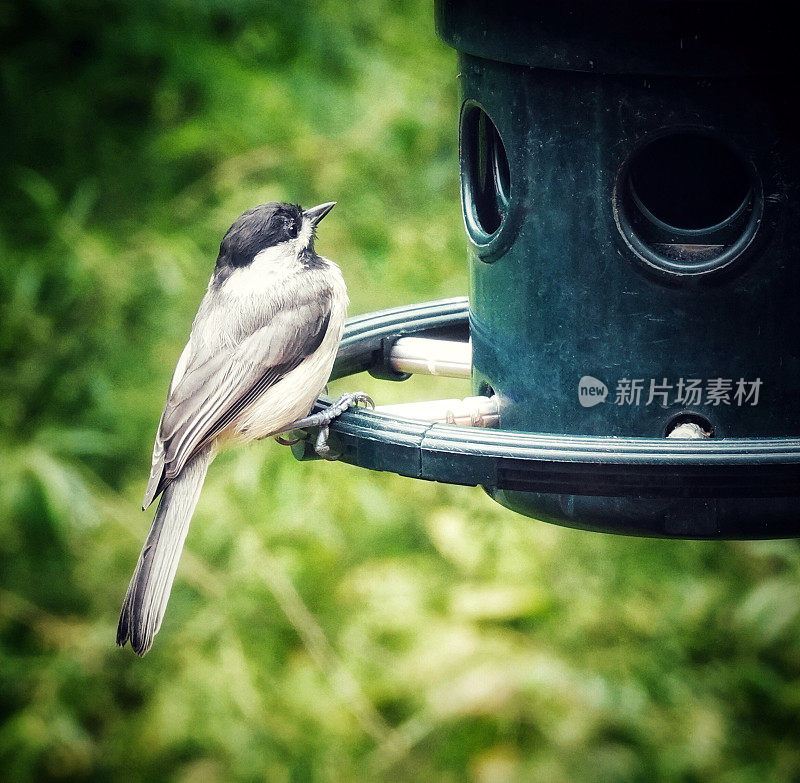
<box><xmin>143</xmin><ymin>292</ymin><xmax>332</xmax><ymax>508</ymax></box>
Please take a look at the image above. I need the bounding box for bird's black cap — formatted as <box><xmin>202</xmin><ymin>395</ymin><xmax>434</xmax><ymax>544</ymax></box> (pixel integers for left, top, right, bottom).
<box><xmin>216</xmin><ymin>202</ymin><xmax>304</xmax><ymax>270</ymax></box>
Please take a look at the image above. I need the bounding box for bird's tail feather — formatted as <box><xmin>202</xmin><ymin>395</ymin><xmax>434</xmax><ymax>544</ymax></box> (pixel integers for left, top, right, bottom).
<box><xmin>117</xmin><ymin>446</ymin><xmax>213</xmax><ymax>655</ymax></box>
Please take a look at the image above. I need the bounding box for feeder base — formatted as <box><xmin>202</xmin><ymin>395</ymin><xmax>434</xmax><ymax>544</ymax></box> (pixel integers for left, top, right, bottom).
<box><xmin>293</xmin><ymin>299</ymin><xmax>800</xmax><ymax>539</ymax></box>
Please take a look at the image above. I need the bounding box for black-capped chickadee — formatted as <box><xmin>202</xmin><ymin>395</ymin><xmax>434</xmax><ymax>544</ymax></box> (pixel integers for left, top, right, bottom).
<box><xmin>117</xmin><ymin>201</ymin><xmax>369</xmax><ymax>655</ymax></box>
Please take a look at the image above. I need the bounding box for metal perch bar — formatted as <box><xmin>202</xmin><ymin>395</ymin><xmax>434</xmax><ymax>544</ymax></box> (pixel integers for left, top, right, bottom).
<box><xmin>375</xmin><ymin>395</ymin><xmax>499</xmax><ymax>427</ymax></box>
<box><xmin>387</xmin><ymin>337</ymin><xmax>471</xmax><ymax>379</ymax></box>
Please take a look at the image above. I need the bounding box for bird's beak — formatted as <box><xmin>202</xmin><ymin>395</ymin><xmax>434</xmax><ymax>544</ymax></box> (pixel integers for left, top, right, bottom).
<box><xmin>304</xmin><ymin>201</ymin><xmax>336</xmax><ymax>227</ymax></box>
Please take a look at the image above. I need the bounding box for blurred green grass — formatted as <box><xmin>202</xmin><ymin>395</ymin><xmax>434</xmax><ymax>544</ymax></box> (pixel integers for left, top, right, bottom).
<box><xmin>2</xmin><ymin>1</ymin><xmax>800</xmax><ymax>781</ymax></box>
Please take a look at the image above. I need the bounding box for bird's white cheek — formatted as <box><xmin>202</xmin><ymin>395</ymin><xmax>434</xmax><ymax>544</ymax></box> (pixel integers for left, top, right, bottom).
<box><xmin>221</xmin><ymin>244</ymin><xmax>295</xmax><ymax>297</ymax></box>
<box><xmin>298</xmin><ymin>218</ymin><xmax>313</xmax><ymax>249</ymax></box>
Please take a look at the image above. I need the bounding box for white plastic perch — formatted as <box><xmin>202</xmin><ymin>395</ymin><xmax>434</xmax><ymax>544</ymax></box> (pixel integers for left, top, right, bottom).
<box><xmin>387</xmin><ymin>337</ymin><xmax>471</xmax><ymax>379</ymax></box>
<box><xmin>375</xmin><ymin>396</ymin><xmax>499</xmax><ymax>427</ymax></box>
<box><xmin>361</xmin><ymin>336</ymin><xmax>496</xmax><ymax>426</ymax></box>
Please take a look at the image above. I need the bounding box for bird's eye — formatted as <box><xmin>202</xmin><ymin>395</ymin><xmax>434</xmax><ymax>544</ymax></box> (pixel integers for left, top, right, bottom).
<box><xmin>286</xmin><ymin>218</ymin><xmax>298</xmax><ymax>238</ymax></box>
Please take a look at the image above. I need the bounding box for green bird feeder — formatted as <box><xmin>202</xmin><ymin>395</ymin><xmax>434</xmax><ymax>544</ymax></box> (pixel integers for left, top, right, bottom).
<box><xmin>294</xmin><ymin>1</ymin><xmax>800</xmax><ymax>538</ymax></box>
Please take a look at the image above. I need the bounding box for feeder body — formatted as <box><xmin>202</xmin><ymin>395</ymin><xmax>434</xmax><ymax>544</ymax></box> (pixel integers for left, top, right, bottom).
<box><xmin>439</xmin><ymin>1</ymin><xmax>800</xmax><ymax>534</ymax></box>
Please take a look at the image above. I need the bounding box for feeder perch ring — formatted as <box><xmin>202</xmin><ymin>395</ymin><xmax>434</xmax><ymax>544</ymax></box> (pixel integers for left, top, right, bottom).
<box><xmin>290</xmin><ymin>299</ymin><xmax>800</xmax><ymax>538</ymax></box>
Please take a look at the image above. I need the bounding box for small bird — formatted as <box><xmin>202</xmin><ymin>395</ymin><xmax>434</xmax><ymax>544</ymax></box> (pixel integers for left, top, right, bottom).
<box><xmin>117</xmin><ymin>201</ymin><xmax>368</xmax><ymax>655</ymax></box>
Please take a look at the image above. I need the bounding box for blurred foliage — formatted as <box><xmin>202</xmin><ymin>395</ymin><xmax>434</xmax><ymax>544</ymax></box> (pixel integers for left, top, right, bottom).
<box><xmin>2</xmin><ymin>1</ymin><xmax>800</xmax><ymax>781</ymax></box>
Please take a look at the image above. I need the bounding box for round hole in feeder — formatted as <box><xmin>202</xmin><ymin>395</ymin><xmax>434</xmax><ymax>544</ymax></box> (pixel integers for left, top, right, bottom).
<box><xmin>615</xmin><ymin>130</ymin><xmax>762</xmax><ymax>277</ymax></box>
<box><xmin>461</xmin><ymin>105</ymin><xmax>511</xmax><ymax>241</ymax></box>
<box><xmin>629</xmin><ymin>134</ymin><xmax>752</xmax><ymax>232</ymax></box>
<box><xmin>478</xmin><ymin>381</ymin><xmax>496</xmax><ymax>399</ymax></box>
<box><xmin>664</xmin><ymin>412</ymin><xmax>714</xmax><ymax>439</ymax></box>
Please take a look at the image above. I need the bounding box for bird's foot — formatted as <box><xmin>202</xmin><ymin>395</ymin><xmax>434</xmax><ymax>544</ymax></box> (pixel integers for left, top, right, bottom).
<box><xmin>282</xmin><ymin>392</ymin><xmax>374</xmax><ymax>458</ymax></box>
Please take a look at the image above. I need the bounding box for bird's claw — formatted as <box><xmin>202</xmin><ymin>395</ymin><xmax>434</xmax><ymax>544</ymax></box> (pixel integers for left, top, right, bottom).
<box><xmin>328</xmin><ymin>391</ymin><xmax>374</xmax><ymax>416</ymax></box>
<box><xmin>279</xmin><ymin>392</ymin><xmax>374</xmax><ymax>459</ymax></box>
<box><xmin>315</xmin><ymin>425</ymin><xmax>331</xmax><ymax>458</ymax></box>
<box><xmin>274</xmin><ymin>434</ymin><xmax>301</xmax><ymax>446</ymax></box>
<box><xmin>313</xmin><ymin>392</ymin><xmax>374</xmax><ymax>458</ymax></box>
